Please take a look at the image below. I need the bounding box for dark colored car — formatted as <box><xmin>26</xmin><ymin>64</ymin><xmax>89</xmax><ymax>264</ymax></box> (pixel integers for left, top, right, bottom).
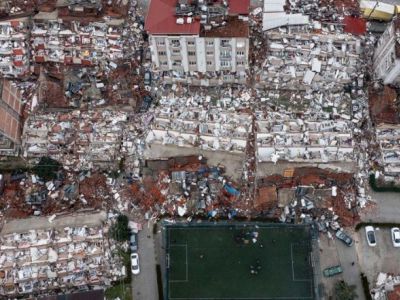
<box><xmin>323</xmin><ymin>265</ymin><xmax>343</xmax><ymax>277</ymax></box>
<box><xmin>130</xmin><ymin>233</ymin><xmax>138</xmax><ymax>252</ymax></box>
<box><xmin>140</xmin><ymin>95</ymin><xmax>152</xmax><ymax>112</ymax></box>
<box><xmin>335</xmin><ymin>230</ymin><xmax>354</xmax><ymax>247</ymax></box>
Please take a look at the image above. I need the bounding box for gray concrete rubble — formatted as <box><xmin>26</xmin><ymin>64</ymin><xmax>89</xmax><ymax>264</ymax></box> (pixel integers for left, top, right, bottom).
<box><xmin>0</xmin><ymin>212</ymin><xmax>125</xmax><ymax>297</ymax></box>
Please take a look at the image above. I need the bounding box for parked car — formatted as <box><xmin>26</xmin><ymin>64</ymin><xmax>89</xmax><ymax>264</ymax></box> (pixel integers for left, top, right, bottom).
<box><xmin>130</xmin><ymin>233</ymin><xmax>138</xmax><ymax>252</ymax></box>
<box><xmin>131</xmin><ymin>253</ymin><xmax>140</xmax><ymax>275</ymax></box>
<box><xmin>323</xmin><ymin>265</ymin><xmax>343</xmax><ymax>277</ymax></box>
<box><xmin>335</xmin><ymin>230</ymin><xmax>354</xmax><ymax>246</ymax></box>
<box><xmin>391</xmin><ymin>227</ymin><xmax>400</xmax><ymax>247</ymax></box>
<box><xmin>365</xmin><ymin>226</ymin><xmax>377</xmax><ymax>247</ymax></box>
<box><xmin>144</xmin><ymin>70</ymin><xmax>152</xmax><ymax>86</ymax></box>
<box><xmin>140</xmin><ymin>95</ymin><xmax>153</xmax><ymax>112</ymax></box>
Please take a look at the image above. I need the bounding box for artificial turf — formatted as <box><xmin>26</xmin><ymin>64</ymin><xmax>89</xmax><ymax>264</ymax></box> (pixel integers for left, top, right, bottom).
<box><xmin>165</xmin><ymin>223</ymin><xmax>314</xmax><ymax>300</ymax></box>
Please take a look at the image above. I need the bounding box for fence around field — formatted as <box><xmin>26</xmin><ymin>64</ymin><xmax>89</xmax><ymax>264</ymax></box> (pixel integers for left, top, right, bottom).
<box><xmin>161</xmin><ymin>221</ymin><xmax>320</xmax><ymax>300</ymax></box>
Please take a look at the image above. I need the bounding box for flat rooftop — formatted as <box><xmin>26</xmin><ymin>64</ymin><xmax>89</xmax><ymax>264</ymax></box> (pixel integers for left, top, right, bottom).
<box><xmin>145</xmin><ymin>0</ymin><xmax>248</xmax><ymax>36</ymax></box>
<box><xmin>164</xmin><ymin>223</ymin><xmax>315</xmax><ymax>300</ymax></box>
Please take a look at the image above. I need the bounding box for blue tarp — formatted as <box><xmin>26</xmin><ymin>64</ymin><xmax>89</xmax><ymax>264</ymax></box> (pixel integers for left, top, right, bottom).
<box><xmin>224</xmin><ymin>184</ymin><xmax>240</xmax><ymax>196</ymax></box>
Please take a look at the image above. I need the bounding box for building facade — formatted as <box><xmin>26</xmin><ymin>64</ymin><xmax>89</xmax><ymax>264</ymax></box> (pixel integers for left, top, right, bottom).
<box><xmin>0</xmin><ymin>79</ymin><xmax>24</xmax><ymax>155</ymax></box>
<box><xmin>373</xmin><ymin>17</ymin><xmax>400</xmax><ymax>85</ymax></box>
<box><xmin>145</xmin><ymin>0</ymin><xmax>250</xmax><ymax>85</ymax></box>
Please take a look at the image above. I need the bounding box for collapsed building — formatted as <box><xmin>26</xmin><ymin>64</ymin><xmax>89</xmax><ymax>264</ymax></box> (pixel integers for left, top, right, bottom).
<box><xmin>368</xmin><ymin>83</ymin><xmax>400</xmax><ymax>181</ymax></box>
<box><xmin>146</xmin><ymin>104</ymin><xmax>252</xmax><ymax>153</ymax></box>
<box><xmin>31</xmin><ymin>8</ymin><xmax>126</xmax><ymax>66</ymax></box>
<box><xmin>0</xmin><ymin>212</ymin><xmax>125</xmax><ymax>297</ymax></box>
<box><xmin>22</xmin><ymin>110</ymin><xmax>142</xmax><ymax>170</ymax></box>
<box><xmin>145</xmin><ymin>0</ymin><xmax>250</xmax><ymax>85</ymax></box>
<box><xmin>0</xmin><ymin>17</ymin><xmax>30</xmax><ymax>78</ymax></box>
<box><xmin>256</xmin><ymin>111</ymin><xmax>354</xmax><ymax>163</ymax></box>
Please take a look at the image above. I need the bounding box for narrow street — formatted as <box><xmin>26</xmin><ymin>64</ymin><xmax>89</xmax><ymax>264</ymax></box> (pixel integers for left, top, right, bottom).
<box><xmin>132</xmin><ymin>224</ymin><xmax>159</xmax><ymax>300</ymax></box>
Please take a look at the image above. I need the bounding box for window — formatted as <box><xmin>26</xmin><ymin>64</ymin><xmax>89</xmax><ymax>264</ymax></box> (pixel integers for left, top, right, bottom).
<box><xmin>187</xmin><ymin>41</ymin><xmax>195</xmax><ymax>45</ymax></box>
<box><xmin>189</xmin><ymin>61</ymin><xmax>196</xmax><ymax>65</ymax></box>
<box><xmin>172</xmin><ymin>49</ymin><xmax>180</xmax><ymax>55</ymax></box>
<box><xmin>207</xmin><ymin>61</ymin><xmax>213</xmax><ymax>66</ymax></box>
<box><xmin>207</xmin><ymin>40</ymin><xmax>214</xmax><ymax>46</ymax></box>
<box><xmin>188</xmin><ymin>51</ymin><xmax>196</xmax><ymax>56</ymax></box>
<box><xmin>161</xmin><ymin>61</ymin><xmax>168</xmax><ymax>65</ymax></box>
<box><xmin>173</xmin><ymin>60</ymin><xmax>182</xmax><ymax>66</ymax></box>
<box><xmin>221</xmin><ymin>39</ymin><xmax>230</xmax><ymax>46</ymax></box>
<box><xmin>223</xmin><ymin>75</ymin><xmax>233</xmax><ymax>81</ymax></box>
<box><xmin>158</xmin><ymin>51</ymin><xmax>166</xmax><ymax>56</ymax></box>
<box><xmin>237</xmin><ymin>51</ymin><xmax>245</xmax><ymax>56</ymax></box>
<box><xmin>220</xmin><ymin>50</ymin><xmax>231</xmax><ymax>58</ymax></box>
<box><xmin>220</xmin><ymin>61</ymin><xmax>231</xmax><ymax>67</ymax></box>
<box><xmin>237</xmin><ymin>61</ymin><xmax>244</xmax><ymax>66</ymax></box>
<box><xmin>171</xmin><ymin>39</ymin><xmax>180</xmax><ymax>47</ymax></box>
<box><xmin>206</xmin><ymin>51</ymin><xmax>213</xmax><ymax>56</ymax></box>
<box><xmin>157</xmin><ymin>39</ymin><xmax>165</xmax><ymax>46</ymax></box>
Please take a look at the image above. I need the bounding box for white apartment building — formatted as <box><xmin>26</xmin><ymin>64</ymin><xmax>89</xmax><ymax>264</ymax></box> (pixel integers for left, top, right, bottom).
<box><xmin>373</xmin><ymin>17</ymin><xmax>400</xmax><ymax>85</ymax></box>
<box><xmin>145</xmin><ymin>0</ymin><xmax>250</xmax><ymax>85</ymax></box>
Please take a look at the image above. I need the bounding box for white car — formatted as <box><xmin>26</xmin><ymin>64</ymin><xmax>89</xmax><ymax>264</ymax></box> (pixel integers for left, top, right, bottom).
<box><xmin>131</xmin><ymin>253</ymin><xmax>140</xmax><ymax>275</ymax></box>
<box><xmin>365</xmin><ymin>226</ymin><xmax>377</xmax><ymax>247</ymax></box>
<box><xmin>391</xmin><ymin>227</ymin><xmax>400</xmax><ymax>247</ymax></box>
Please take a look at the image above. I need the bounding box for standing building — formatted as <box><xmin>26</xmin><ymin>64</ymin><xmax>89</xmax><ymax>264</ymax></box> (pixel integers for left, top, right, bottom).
<box><xmin>0</xmin><ymin>79</ymin><xmax>24</xmax><ymax>155</ymax></box>
<box><xmin>373</xmin><ymin>17</ymin><xmax>400</xmax><ymax>85</ymax></box>
<box><xmin>145</xmin><ymin>0</ymin><xmax>250</xmax><ymax>85</ymax></box>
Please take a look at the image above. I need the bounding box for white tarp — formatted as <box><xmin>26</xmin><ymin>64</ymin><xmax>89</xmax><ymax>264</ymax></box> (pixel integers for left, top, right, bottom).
<box><xmin>264</xmin><ymin>0</ymin><xmax>286</xmax><ymax>12</ymax></box>
<box><xmin>263</xmin><ymin>12</ymin><xmax>309</xmax><ymax>31</ymax></box>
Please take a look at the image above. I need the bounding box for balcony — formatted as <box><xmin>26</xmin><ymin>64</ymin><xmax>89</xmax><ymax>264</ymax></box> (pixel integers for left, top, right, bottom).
<box><xmin>171</xmin><ymin>42</ymin><xmax>181</xmax><ymax>49</ymax></box>
<box><xmin>220</xmin><ymin>54</ymin><xmax>231</xmax><ymax>59</ymax></box>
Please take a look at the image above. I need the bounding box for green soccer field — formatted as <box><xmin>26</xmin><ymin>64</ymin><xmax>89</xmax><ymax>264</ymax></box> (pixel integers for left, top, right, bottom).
<box><xmin>165</xmin><ymin>223</ymin><xmax>315</xmax><ymax>300</ymax></box>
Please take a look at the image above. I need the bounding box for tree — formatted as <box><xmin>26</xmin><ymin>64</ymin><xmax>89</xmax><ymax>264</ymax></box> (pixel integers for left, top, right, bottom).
<box><xmin>334</xmin><ymin>280</ymin><xmax>358</xmax><ymax>300</ymax></box>
<box><xmin>110</xmin><ymin>214</ymin><xmax>130</xmax><ymax>242</ymax></box>
<box><xmin>32</xmin><ymin>156</ymin><xmax>62</xmax><ymax>181</ymax></box>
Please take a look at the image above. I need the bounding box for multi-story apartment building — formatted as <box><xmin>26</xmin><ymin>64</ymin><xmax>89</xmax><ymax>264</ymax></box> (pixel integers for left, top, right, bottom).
<box><xmin>373</xmin><ymin>17</ymin><xmax>400</xmax><ymax>85</ymax></box>
<box><xmin>0</xmin><ymin>79</ymin><xmax>24</xmax><ymax>155</ymax></box>
<box><xmin>145</xmin><ymin>0</ymin><xmax>250</xmax><ymax>85</ymax></box>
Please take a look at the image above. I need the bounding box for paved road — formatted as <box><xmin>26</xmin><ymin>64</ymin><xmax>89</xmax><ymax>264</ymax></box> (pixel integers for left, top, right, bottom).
<box><xmin>318</xmin><ymin>234</ymin><xmax>365</xmax><ymax>300</ymax></box>
<box><xmin>361</xmin><ymin>190</ymin><xmax>400</xmax><ymax>223</ymax></box>
<box><xmin>356</xmin><ymin>226</ymin><xmax>400</xmax><ymax>283</ymax></box>
<box><xmin>335</xmin><ymin>235</ymin><xmax>365</xmax><ymax>300</ymax></box>
<box><xmin>132</xmin><ymin>223</ymin><xmax>159</xmax><ymax>300</ymax></box>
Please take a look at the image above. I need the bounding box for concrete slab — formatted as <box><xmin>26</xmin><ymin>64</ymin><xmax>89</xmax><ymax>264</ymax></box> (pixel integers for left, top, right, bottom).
<box><xmin>1</xmin><ymin>211</ymin><xmax>107</xmax><ymax>235</ymax></box>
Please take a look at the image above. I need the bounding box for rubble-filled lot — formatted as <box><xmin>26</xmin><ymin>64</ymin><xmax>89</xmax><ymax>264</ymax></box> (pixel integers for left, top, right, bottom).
<box><xmin>0</xmin><ymin>212</ymin><xmax>125</xmax><ymax>297</ymax></box>
<box><xmin>1</xmin><ymin>0</ymin><xmax>400</xmax><ymax>298</ymax></box>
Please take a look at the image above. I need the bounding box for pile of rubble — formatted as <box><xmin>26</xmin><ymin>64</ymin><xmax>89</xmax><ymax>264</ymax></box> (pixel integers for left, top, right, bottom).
<box><xmin>146</xmin><ymin>105</ymin><xmax>252</xmax><ymax>153</ymax></box>
<box><xmin>110</xmin><ymin>156</ymin><xmax>243</xmax><ymax>219</ymax></box>
<box><xmin>257</xmin><ymin>167</ymin><xmax>359</xmax><ymax>226</ymax></box>
<box><xmin>22</xmin><ymin>109</ymin><xmax>143</xmax><ymax>170</ymax></box>
<box><xmin>256</xmin><ymin>111</ymin><xmax>354</xmax><ymax>163</ymax></box>
<box><xmin>371</xmin><ymin>273</ymin><xmax>400</xmax><ymax>300</ymax></box>
<box><xmin>0</xmin><ymin>213</ymin><xmax>125</xmax><ymax>297</ymax></box>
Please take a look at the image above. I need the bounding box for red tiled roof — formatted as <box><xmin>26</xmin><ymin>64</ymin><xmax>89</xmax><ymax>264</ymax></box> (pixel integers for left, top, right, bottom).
<box><xmin>145</xmin><ymin>0</ymin><xmax>201</xmax><ymax>35</ymax></box>
<box><xmin>228</xmin><ymin>0</ymin><xmax>250</xmax><ymax>15</ymax></box>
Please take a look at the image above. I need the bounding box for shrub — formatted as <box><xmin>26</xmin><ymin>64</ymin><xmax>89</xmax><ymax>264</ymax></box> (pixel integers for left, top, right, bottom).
<box><xmin>110</xmin><ymin>215</ymin><xmax>130</xmax><ymax>242</ymax></box>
